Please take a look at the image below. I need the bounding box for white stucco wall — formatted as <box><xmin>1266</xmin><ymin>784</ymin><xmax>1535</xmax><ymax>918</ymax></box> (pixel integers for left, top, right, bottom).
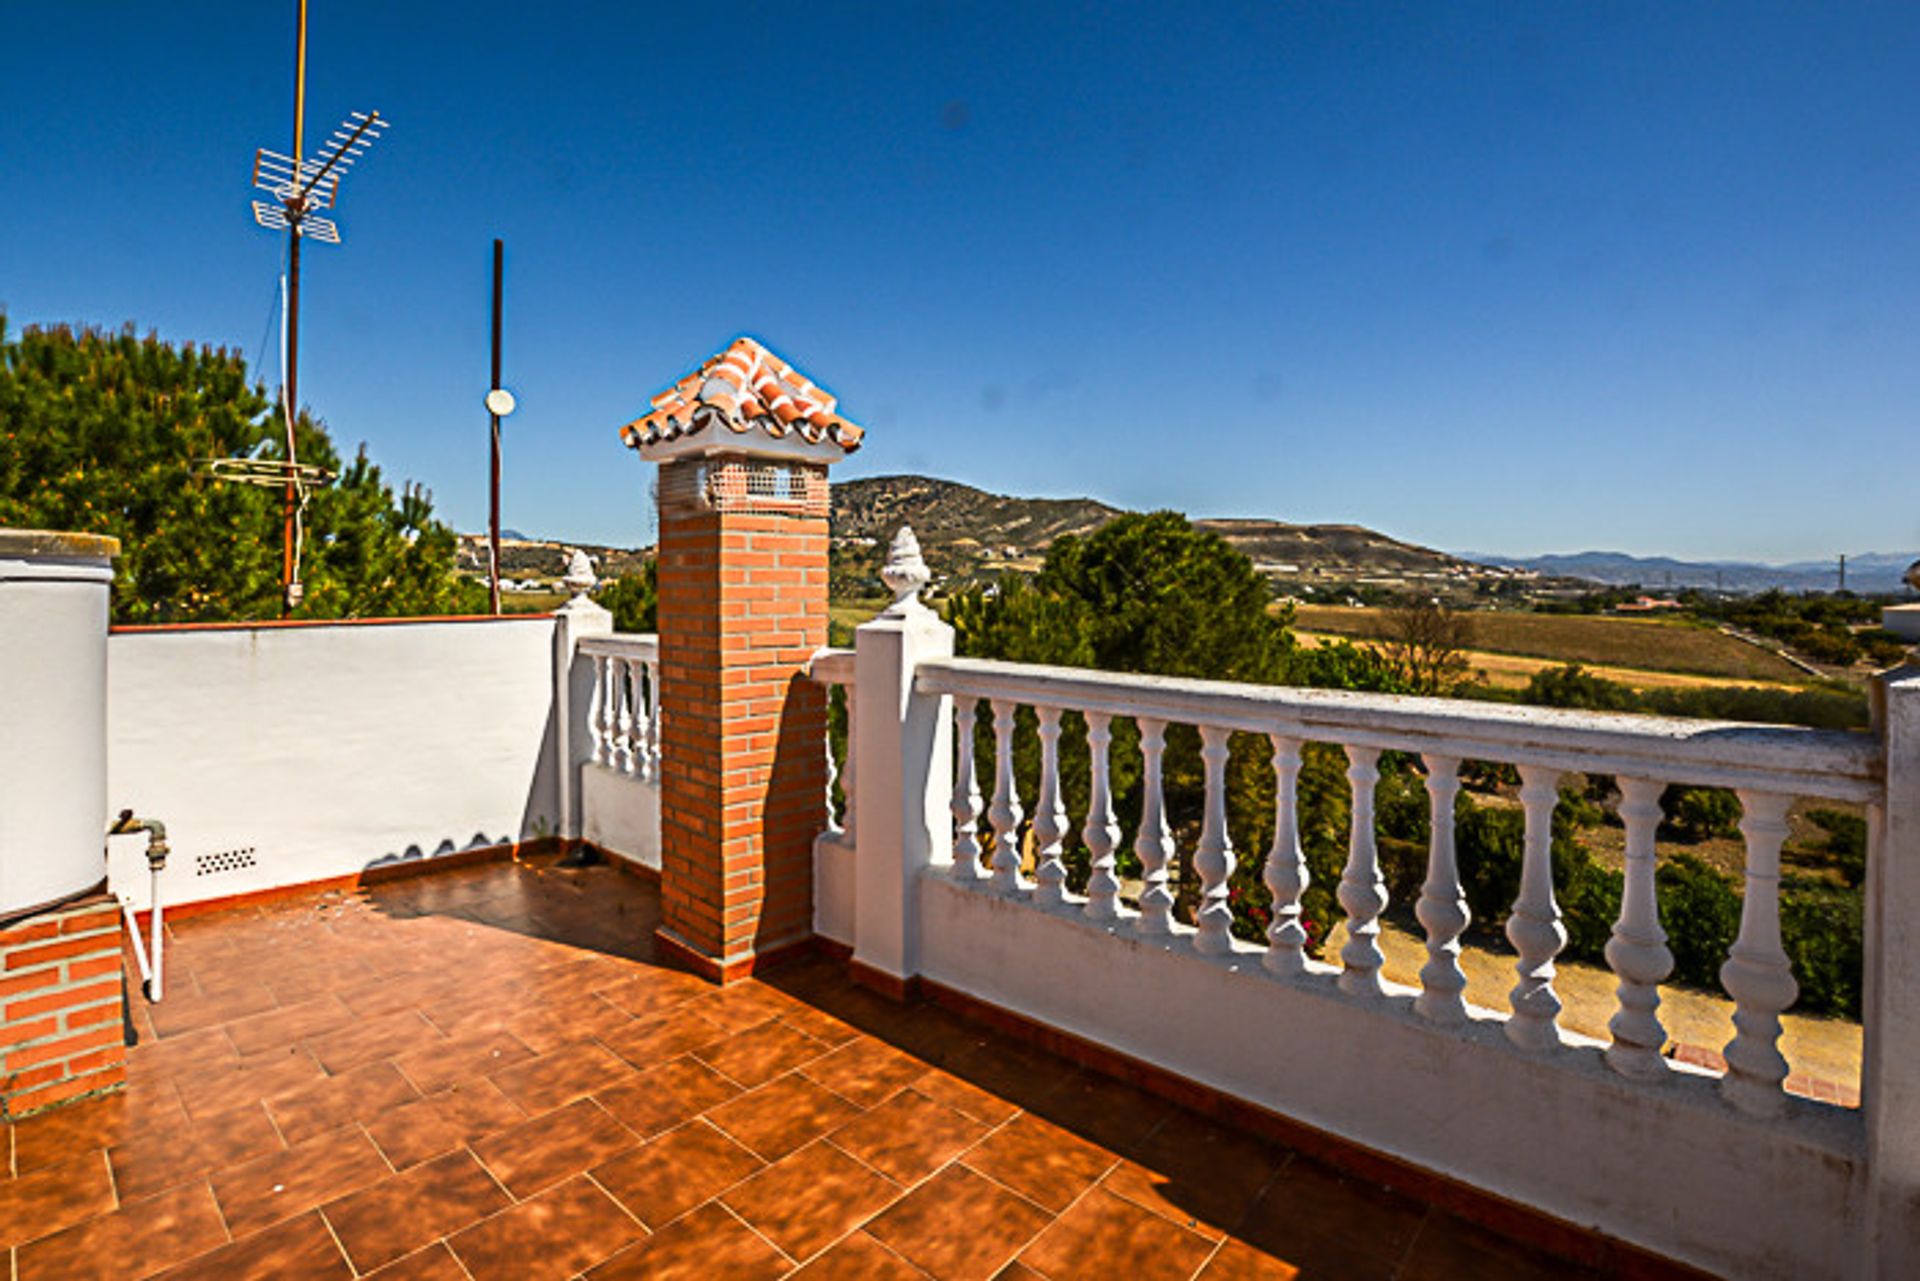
<box><xmin>106</xmin><ymin>617</ymin><xmax>560</xmax><ymax>909</ymax></box>
<box><xmin>581</xmin><ymin>763</ymin><xmax>659</xmax><ymax>870</ymax></box>
<box><xmin>916</xmin><ymin>873</ymin><xmax>1863</xmax><ymax>1281</ymax></box>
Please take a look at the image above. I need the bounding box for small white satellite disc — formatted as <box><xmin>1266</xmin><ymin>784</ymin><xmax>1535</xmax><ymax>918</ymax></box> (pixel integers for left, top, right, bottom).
<box><xmin>486</xmin><ymin>388</ymin><xmax>517</xmax><ymax>417</ymax></box>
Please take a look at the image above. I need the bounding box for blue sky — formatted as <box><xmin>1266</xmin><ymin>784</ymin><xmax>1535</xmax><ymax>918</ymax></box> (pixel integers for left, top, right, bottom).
<box><xmin>4</xmin><ymin>3</ymin><xmax>1916</xmax><ymax>561</ymax></box>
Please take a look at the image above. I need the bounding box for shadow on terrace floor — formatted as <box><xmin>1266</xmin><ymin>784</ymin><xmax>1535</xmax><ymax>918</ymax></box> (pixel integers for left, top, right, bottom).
<box><xmin>0</xmin><ymin>855</ymin><xmax>1616</xmax><ymax>1280</ymax></box>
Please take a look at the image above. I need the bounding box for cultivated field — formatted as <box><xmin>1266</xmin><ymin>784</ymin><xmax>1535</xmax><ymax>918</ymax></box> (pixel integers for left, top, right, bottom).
<box><xmin>1291</xmin><ymin>604</ymin><xmax>1804</xmax><ymax>682</ymax></box>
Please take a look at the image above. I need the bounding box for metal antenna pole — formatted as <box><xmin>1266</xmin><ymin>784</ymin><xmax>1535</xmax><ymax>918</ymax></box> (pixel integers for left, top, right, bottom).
<box><xmin>489</xmin><ymin>240</ymin><xmax>505</xmax><ymax>614</ymax></box>
<box><xmin>282</xmin><ymin>0</ymin><xmax>309</xmax><ymax>615</ymax></box>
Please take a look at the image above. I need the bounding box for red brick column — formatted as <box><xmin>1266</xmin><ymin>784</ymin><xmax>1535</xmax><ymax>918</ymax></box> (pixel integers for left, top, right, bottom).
<box><xmin>0</xmin><ymin>895</ymin><xmax>127</xmax><ymax>1118</ymax></box>
<box><xmin>654</xmin><ymin>458</ymin><xmax>829</xmax><ymax>981</ymax></box>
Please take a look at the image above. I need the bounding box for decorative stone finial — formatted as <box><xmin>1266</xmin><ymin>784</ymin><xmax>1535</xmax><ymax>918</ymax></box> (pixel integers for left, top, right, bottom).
<box><xmin>881</xmin><ymin>526</ymin><xmax>933</xmax><ymax>617</ymax></box>
<box><xmin>563</xmin><ymin>548</ymin><xmax>597</xmax><ymax>599</ymax></box>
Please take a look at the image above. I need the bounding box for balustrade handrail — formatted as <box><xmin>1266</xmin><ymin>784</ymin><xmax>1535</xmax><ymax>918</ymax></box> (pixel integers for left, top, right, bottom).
<box><xmin>580</xmin><ymin>632</ymin><xmax>659</xmax><ymax>658</ymax></box>
<box><xmin>915</xmin><ymin>655</ymin><xmax>1882</xmax><ymax>803</ymax></box>
<box><xmin>809</xmin><ymin>647</ymin><xmax>854</xmax><ymax>686</ymax></box>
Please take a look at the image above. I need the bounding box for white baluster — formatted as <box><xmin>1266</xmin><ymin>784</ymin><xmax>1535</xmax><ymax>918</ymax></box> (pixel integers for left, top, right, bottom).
<box><xmin>614</xmin><ymin>660</ymin><xmax>636</xmax><ymax>774</ymax></box>
<box><xmin>1194</xmin><ymin>725</ymin><xmax>1235</xmax><ymax>955</ymax></box>
<box><xmin>1338</xmin><ymin>745</ymin><xmax>1387</xmax><ymax>996</ymax></box>
<box><xmin>1721</xmin><ymin>791</ymin><xmax>1799</xmax><ymax>1117</ymax></box>
<box><xmin>823</xmin><ymin>685</ymin><xmax>844</xmax><ymax>837</ymax></box>
<box><xmin>1032</xmin><ymin>707</ymin><xmax>1070</xmax><ymax>906</ymax></box>
<box><xmin>624</xmin><ymin>658</ymin><xmax>647</xmax><ymax>778</ymax></box>
<box><xmin>840</xmin><ymin>684</ymin><xmax>857</xmax><ymax>848</ymax></box>
<box><xmin>589</xmin><ymin>654</ymin><xmax>610</xmax><ymax>766</ymax></box>
<box><xmin>1082</xmin><ymin>712</ymin><xmax>1121</xmax><ymax>920</ymax></box>
<box><xmin>1135</xmin><ymin>718</ymin><xmax>1175</xmax><ymax>935</ymax></box>
<box><xmin>987</xmin><ymin>699</ymin><xmax>1026</xmax><ymax>893</ymax></box>
<box><xmin>1415</xmin><ymin>754</ymin><xmax>1469</xmax><ymax>1024</ymax></box>
<box><xmin>645</xmin><ymin>658</ymin><xmax>662</xmax><ymax>777</ymax></box>
<box><xmin>1262</xmin><ymin>735</ymin><xmax>1308</xmax><ymax>976</ymax></box>
<box><xmin>952</xmin><ymin>698</ymin><xmax>985</xmax><ymax>879</ymax></box>
<box><xmin>1606</xmin><ymin>777</ymin><xmax>1673</xmax><ymax>1078</ymax></box>
<box><xmin>1506</xmin><ymin>764</ymin><xmax>1566</xmax><ymax>1050</ymax></box>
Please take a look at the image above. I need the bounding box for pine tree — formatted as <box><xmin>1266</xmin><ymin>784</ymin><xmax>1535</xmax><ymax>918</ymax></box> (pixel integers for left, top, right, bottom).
<box><xmin>0</xmin><ymin>317</ymin><xmax>485</xmax><ymax>622</ymax></box>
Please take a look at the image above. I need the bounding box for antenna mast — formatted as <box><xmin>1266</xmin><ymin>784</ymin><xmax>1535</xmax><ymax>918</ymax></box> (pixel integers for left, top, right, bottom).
<box><xmin>245</xmin><ymin>0</ymin><xmax>388</xmax><ymax>612</ymax></box>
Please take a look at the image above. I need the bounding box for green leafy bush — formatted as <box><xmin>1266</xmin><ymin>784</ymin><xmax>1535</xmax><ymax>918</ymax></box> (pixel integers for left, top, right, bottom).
<box><xmin>1665</xmin><ymin>787</ymin><xmax>1743</xmax><ymax>842</ymax></box>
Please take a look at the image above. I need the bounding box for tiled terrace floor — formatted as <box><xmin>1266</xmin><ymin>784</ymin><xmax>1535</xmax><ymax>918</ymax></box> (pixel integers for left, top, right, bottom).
<box><xmin>1</xmin><ymin>856</ymin><xmax>1602</xmax><ymax>1280</ymax></box>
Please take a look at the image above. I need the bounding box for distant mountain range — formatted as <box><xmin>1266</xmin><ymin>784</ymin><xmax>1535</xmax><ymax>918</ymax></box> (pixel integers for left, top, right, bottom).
<box><xmin>1463</xmin><ymin>549</ymin><xmax>1920</xmax><ymax>595</ymax></box>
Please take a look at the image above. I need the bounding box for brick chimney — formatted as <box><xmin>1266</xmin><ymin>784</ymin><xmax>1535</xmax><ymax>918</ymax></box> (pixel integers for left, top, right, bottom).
<box><xmin>620</xmin><ymin>338</ymin><xmax>864</xmax><ymax>982</ymax></box>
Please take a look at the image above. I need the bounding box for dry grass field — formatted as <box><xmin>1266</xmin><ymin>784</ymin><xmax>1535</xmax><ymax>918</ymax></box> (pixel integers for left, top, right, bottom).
<box><xmin>1295</xmin><ymin>632</ymin><xmax>1803</xmax><ymax>694</ymax></box>
<box><xmin>1291</xmin><ymin>604</ymin><xmax>1805</xmax><ymax>682</ymax></box>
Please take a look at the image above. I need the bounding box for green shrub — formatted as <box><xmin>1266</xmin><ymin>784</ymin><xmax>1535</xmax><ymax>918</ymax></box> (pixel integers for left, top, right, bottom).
<box><xmin>1779</xmin><ymin>883</ymin><xmax>1864</xmax><ymax>1019</ymax></box>
<box><xmin>1805</xmin><ymin>808</ymin><xmax>1868</xmax><ymax>888</ymax></box>
<box><xmin>1656</xmin><ymin>854</ymin><xmax>1742</xmax><ymax>989</ymax></box>
<box><xmin>1665</xmin><ymin>787</ymin><xmax>1742</xmax><ymax>842</ymax></box>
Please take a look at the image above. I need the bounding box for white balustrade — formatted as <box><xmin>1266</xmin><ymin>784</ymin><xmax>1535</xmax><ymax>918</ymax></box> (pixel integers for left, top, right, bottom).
<box><xmin>1082</xmin><ymin>712</ymin><xmax>1121</xmax><ymax>920</ymax></box>
<box><xmin>1721</xmin><ymin>790</ymin><xmax>1799</xmax><ymax>1117</ymax></box>
<box><xmin>1414</xmin><ymin>754</ymin><xmax>1469</xmax><ymax>1023</ymax></box>
<box><xmin>1134</xmin><ymin>717</ymin><xmax>1175</xmax><ymax>934</ymax></box>
<box><xmin>1032</xmin><ymin>705</ymin><xmax>1069</xmax><ymax>906</ymax></box>
<box><xmin>1194</xmin><ymin>724</ymin><xmax>1235</xmax><ymax>954</ymax></box>
<box><xmin>952</xmin><ymin>698</ymin><xmax>984</xmax><ymax>878</ymax></box>
<box><xmin>807</xmin><ymin>648</ymin><xmax>854</xmax><ymax>841</ymax></box>
<box><xmin>1606</xmin><ymin>777</ymin><xmax>1672</xmax><ymax>1078</ymax></box>
<box><xmin>589</xmin><ymin>653</ymin><xmax>611</xmax><ymax>766</ymax></box>
<box><xmin>1338</xmin><ymin>745</ymin><xmax>1387</xmax><ymax>996</ymax></box>
<box><xmin>1262</xmin><ymin>734</ymin><xmax>1308</xmax><ymax>975</ymax></box>
<box><xmin>987</xmin><ymin>699</ymin><xmax>1026</xmax><ymax>893</ymax></box>
<box><xmin>1506</xmin><ymin>764</ymin><xmax>1566</xmax><ymax>1050</ymax></box>
<box><xmin>579</xmin><ymin>636</ymin><xmax>660</xmax><ymax>781</ymax></box>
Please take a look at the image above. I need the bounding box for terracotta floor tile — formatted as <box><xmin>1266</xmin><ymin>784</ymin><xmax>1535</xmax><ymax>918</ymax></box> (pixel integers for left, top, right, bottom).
<box><xmin>909</xmin><ymin>1066</ymin><xmax>1022</xmax><ymax>1128</ymax></box>
<box><xmin>708</xmin><ymin>1070</ymin><xmax>862</xmax><ymax>1162</ymax></box>
<box><xmin>391</xmin><ymin>1027</ymin><xmax>535</xmax><ymax>1094</ymax></box>
<box><xmin>265</xmin><ymin>1059</ymin><xmax>422</xmax><ymax>1146</ymax></box>
<box><xmin>829</xmin><ymin>1086</ymin><xmax>989</xmax><ymax>1184</ymax></box>
<box><xmin>774</xmin><ymin>1001</ymin><xmax>864</xmax><ymax>1050</ymax></box>
<box><xmin>128</xmin><ymin>1024</ymin><xmax>238</xmax><ymax>1082</ymax></box>
<box><xmin>507</xmin><ymin>992</ymin><xmax>637</xmax><ymax>1056</ymax></box>
<box><xmin>1100</xmin><ymin>1110</ymin><xmax>1287</xmax><ymax>1240</ymax></box>
<box><xmin>365</xmin><ymin>1077</ymin><xmax>527</xmax><ymax>1171</ymax></box>
<box><xmin>151</xmin><ymin>1210</ymin><xmax>352</xmax><ymax>1280</ymax></box>
<box><xmin>490</xmin><ymin>1039</ymin><xmax>639</xmax><ymax>1113</ymax></box>
<box><xmin>108</xmin><ymin>1099</ymin><xmax>285</xmax><ymax>1201</ymax></box>
<box><xmin>448</xmin><ymin>1174</ymin><xmax>645</xmax><ymax>1281</ymax></box>
<box><xmin>1399</xmin><ymin>1209</ymin><xmax>1600</xmax><ymax>1281</ymax></box>
<box><xmin>689</xmin><ymin>983</ymin><xmax>796</xmax><ymax>1035</ymax></box>
<box><xmin>586</xmin><ymin>1200</ymin><xmax>791</xmax><ymax>1280</ymax></box>
<box><xmin>0</xmin><ymin>1149</ymin><xmax>117</xmax><ymax>1248</ymax></box>
<box><xmin>1030</xmin><ymin>1068</ymin><xmax>1174</xmax><ymax>1157</ymax></box>
<box><xmin>174</xmin><ymin>1044</ymin><xmax>329</xmax><ymax>1121</ymax></box>
<box><xmin>364</xmin><ymin>1241</ymin><xmax>473</xmax><ymax>1280</ymax></box>
<box><xmin>596</xmin><ymin>1003</ymin><xmax>728</xmax><ymax>1070</ymax></box>
<box><xmin>15</xmin><ymin>1179</ymin><xmax>228</xmax><ymax>1280</ymax></box>
<box><xmin>470</xmin><ymin>1096</ymin><xmax>637</xmax><ymax>1198</ymax></box>
<box><xmin>303</xmin><ymin>1008</ymin><xmax>446</xmax><ymax>1075</ymax></box>
<box><xmin>961</xmin><ymin>1114</ymin><xmax>1118</xmax><ymax>1213</ymax></box>
<box><xmin>1193</xmin><ymin>1240</ymin><xmax>1302</xmax><ymax>1281</ymax></box>
<box><xmin>1232</xmin><ymin>1157</ymin><xmax>1427</xmax><ymax>1278</ymax></box>
<box><xmin>209</xmin><ymin>1123</ymin><xmax>391</xmax><ymax>1238</ymax></box>
<box><xmin>592</xmin><ymin>1054</ymin><xmax>741</xmax><ymax>1138</ymax></box>
<box><xmin>724</xmin><ymin>1138</ymin><xmax>903</xmax><ymax>1262</ymax></box>
<box><xmin>866</xmin><ymin>1165</ymin><xmax>1052</xmax><ymax>1281</ymax></box>
<box><xmin>594</xmin><ymin>968</ymin><xmax>711</xmax><ymax>1021</ymax></box>
<box><xmin>694</xmin><ymin>1018</ymin><xmax>833</xmax><ymax>1088</ymax></box>
<box><xmin>222</xmin><ymin>993</ymin><xmax>359</xmax><ymax>1056</ymax></box>
<box><xmin>146</xmin><ymin>981</ymin><xmax>279</xmax><ymax>1039</ymax></box>
<box><xmin>593</xmin><ymin>1118</ymin><xmax>766</xmax><ymax>1228</ymax></box>
<box><xmin>322</xmin><ymin>1147</ymin><xmax>511</xmax><ymax>1273</ymax></box>
<box><xmin>339</xmin><ymin>971</ymin><xmax>467</xmax><ymax>1022</ymax></box>
<box><xmin>11</xmin><ymin>1086</ymin><xmax>186</xmax><ymax>1175</ymax></box>
<box><xmin>799</xmin><ymin>1037</ymin><xmax>930</xmax><ymax>1109</ymax></box>
<box><xmin>1017</xmin><ymin>1185</ymin><xmax>1215</xmax><ymax>1281</ymax></box>
<box><xmin>790</xmin><ymin>1230</ymin><xmax>928</xmax><ymax>1279</ymax></box>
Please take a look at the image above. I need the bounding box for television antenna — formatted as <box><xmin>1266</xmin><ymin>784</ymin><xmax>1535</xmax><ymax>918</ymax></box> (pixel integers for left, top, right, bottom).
<box><xmin>240</xmin><ymin>0</ymin><xmax>389</xmax><ymax>611</ymax></box>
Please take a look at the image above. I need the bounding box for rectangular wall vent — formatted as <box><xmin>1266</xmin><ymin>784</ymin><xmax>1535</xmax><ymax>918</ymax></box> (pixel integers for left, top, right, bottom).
<box><xmin>194</xmin><ymin>847</ymin><xmax>258</xmax><ymax>877</ymax></box>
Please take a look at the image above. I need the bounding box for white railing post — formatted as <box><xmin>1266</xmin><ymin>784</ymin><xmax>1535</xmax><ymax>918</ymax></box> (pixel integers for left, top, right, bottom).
<box><xmin>1864</xmin><ymin>664</ymin><xmax>1920</xmax><ymax>1278</ymax></box>
<box><xmin>589</xmin><ymin>654</ymin><xmax>610</xmax><ymax>767</ymax></box>
<box><xmin>1194</xmin><ymin>724</ymin><xmax>1235</xmax><ymax>955</ymax></box>
<box><xmin>1506</xmin><ymin>763</ymin><xmax>1566</xmax><ymax>1050</ymax></box>
<box><xmin>1606</xmin><ymin>776</ymin><xmax>1672</xmax><ymax>1078</ymax></box>
<box><xmin>1134</xmin><ymin>717</ymin><xmax>1175</xmax><ymax>935</ymax></box>
<box><xmin>1337</xmin><ymin>745</ymin><xmax>1386</xmax><ymax>996</ymax></box>
<box><xmin>552</xmin><ymin>556</ymin><xmax>612</xmax><ymax>842</ymax></box>
<box><xmin>987</xmin><ymin>699</ymin><xmax>1026</xmax><ymax>894</ymax></box>
<box><xmin>1721</xmin><ymin>790</ymin><xmax>1798</xmax><ymax>1117</ymax></box>
<box><xmin>1032</xmin><ymin>705</ymin><xmax>1069</xmax><ymax>906</ymax></box>
<box><xmin>952</xmin><ymin>698</ymin><xmax>985</xmax><ymax>880</ymax></box>
<box><xmin>1262</xmin><ymin>734</ymin><xmax>1308</xmax><ymax>975</ymax></box>
<box><xmin>851</xmin><ymin>528</ymin><xmax>953</xmax><ymax>988</ymax></box>
<box><xmin>1082</xmin><ymin>712</ymin><xmax>1121</xmax><ymax>920</ymax></box>
<box><xmin>1415</xmin><ymin>754</ymin><xmax>1469</xmax><ymax>1024</ymax></box>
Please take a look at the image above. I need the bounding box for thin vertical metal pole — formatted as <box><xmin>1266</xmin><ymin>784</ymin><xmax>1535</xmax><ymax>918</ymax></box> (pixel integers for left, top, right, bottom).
<box><xmin>489</xmin><ymin>237</ymin><xmax>504</xmax><ymax>615</ymax></box>
<box><xmin>281</xmin><ymin>0</ymin><xmax>309</xmax><ymax>617</ymax></box>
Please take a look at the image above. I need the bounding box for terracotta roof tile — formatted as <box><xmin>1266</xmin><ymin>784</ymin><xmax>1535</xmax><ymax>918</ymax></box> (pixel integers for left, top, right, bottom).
<box><xmin>619</xmin><ymin>336</ymin><xmax>864</xmax><ymax>455</ymax></box>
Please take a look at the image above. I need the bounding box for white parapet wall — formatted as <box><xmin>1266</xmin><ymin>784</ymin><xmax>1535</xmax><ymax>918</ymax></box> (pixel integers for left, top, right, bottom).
<box><xmin>106</xmin><ymin>616</ymin><xmax>562</xmax><ymax>909</ymax></box>
<box><xmin>581</xmin><ymin>763</ymin><xmax>660</xmax><ymax>871</ymax></box>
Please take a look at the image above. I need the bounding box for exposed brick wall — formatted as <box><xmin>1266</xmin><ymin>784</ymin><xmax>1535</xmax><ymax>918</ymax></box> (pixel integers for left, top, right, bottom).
<box><xmin>0</xmin><ymin>895</ymin><xmax>127</xmax><ymax>1118</ymax></box>
<box><xmin>656</xmin><ymin>459</ymin><xmax>829</xmax><ymax>978</ymax></box>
